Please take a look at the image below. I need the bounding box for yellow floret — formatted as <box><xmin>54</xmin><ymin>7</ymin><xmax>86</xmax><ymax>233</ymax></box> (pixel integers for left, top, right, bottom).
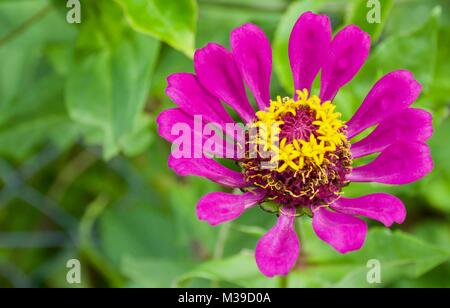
<box><xmin>249</xmin><ymin>89</ymin><xmax>348</xmax><ymax>173</ymax></box>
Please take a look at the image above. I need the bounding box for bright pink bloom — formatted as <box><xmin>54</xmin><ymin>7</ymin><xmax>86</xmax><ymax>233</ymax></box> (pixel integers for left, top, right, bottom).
<box><xmin>157</xmin><ymin>12</ymin><xmax>433</xmax><ymax>277</ymax></box>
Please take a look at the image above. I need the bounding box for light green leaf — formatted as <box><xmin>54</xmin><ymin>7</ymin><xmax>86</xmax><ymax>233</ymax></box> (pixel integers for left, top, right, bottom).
<box><xmin>385</xmin><ymin>0</ymin><xmax>450</xmax><ymax>35</ymax></box>
<box><xmin>335</xmin><ymin>5</ymin><xmax>441</xmax><ymax>117</ymax></box>
<box><xmin>0</xmin><ymin>112</ymin><xmax>79</xmax><ymax>159</ymax></box>
<box><xmin>287</xmin><ymin>220</ymin><xmax>450</xmax><ymax>288</ymax></box>
<box><xmin>419</xmin><ymin>119</ymin><xmax>450</xmax><ymax>213</ymax></box>
<box><xmin>99</xmin><ymin>203</ymin><xmax>181</xmax><ymax>266</ymax></box>
<box><xmin>346</xmin><ymin>0</ymin><xmax>394</xmax><ymax>42</ymax></box>
<box><xmin>360</xmin><ymin>6</ymin><xmax>440</xmax><ymax>92</ymax></box>
<box><xmin>66</xmin><ymin>1</ymin><xmax>160</xmax><ymax>159</ymax></box>
<box><xmin>403</xmin><ymin>222</ymin><xmax>450</xmax><ymax>288</ymax></box>
<box><xmin>122</xmin><ymin>256</ymin><xmax>191</xmax><ymax>287</ymax></box>
<box><xmin>175</xmin><ymin>250</ymin><xmax>277</xmax><ymax>288</ymax></box>
<box><xmin>0</xmin><ymin>2</ymin><xmax>79</xmax><ymax>159</ymax></box>
<box><xmin>412</xmin><ymin>222</ymin><xmax>450</xmax><ymax>254</ymax></box>
<box><xmin>115</xmin><ymin>0</ymin><xmax>197</xmax><ymax>57</ymax></box>
<box><xmin>427</xmin><ymin>25</ymin><xmax>450</xmax><ymax>110</ymax></box>
<box><xmin>120</xmin><ymin>114</ymin><xmax>154</xmax><ymax>157</ymax></box>
<box><xmin>168</xmin><ymin>177</ymin><xmax>219</xmax><ymax>253</ymax></box>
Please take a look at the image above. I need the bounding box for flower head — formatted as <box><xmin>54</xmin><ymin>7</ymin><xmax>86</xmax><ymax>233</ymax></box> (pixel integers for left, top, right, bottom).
<box><xmin>157</xmin><ymin>12</ymin><xmax>433</xmax><ymax>277</ymax></box>
<box><xmin>243</xmin><ymin>89</ymin><xmax>352</xmax><ymax>207</ymax></box>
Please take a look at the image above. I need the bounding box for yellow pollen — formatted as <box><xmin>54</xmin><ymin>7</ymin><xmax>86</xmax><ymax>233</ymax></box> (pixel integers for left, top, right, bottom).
<box><xmin>250</xmin><ymin>89</ymin><xmax>348</xmax><ymax>173</ymax></box>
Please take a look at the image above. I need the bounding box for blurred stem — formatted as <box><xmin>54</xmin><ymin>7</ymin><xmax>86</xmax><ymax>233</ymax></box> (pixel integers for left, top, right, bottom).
<box><xmin>278</xmin><ymin>217</ymin><xmax>305</xmax><ymax>288</ymax></box>
<box><xmin>0</xmin><ymin>4</ymin><xmax>52</xmax><ymax>47</ymax></box>
<box><xmin>213</xmin><ymin>223</ymin><xmax>231</xmax><ymax>260</ymax></box>
<box><xmin>79</xmin><ymin>195</ymin><xmax>125</xmax><ymax>288</ymax></box>
<box><xmin>211</xmin><ymin>223</ymin><xmax>231</xmax><ymax>287</ymax></box>
<box><xmin>48</xmin><ymin>150</ymin><xmax>97</xmax><ymax>202</ymax></box>
<box><xmin>279</xmin><ymin>275</ymin><xmax>288</xmax><ymax>288</ymax></box>
<box><xmin>296</xmin><ymin>216</ymin><xmax>305</xmax><ymax>254</ymax></box>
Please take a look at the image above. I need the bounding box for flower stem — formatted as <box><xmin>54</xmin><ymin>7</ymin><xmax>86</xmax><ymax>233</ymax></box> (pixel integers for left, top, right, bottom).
<box><xmin>296</xmin><ymin>216</ymin><xmax>305</xmax><ymax>253</ymax></box>
<box><xmin>0</xmin><ymin>4</ymin><xmax>52</xmax><ymax>47</ymax></box>
<box><xmin>211</xmin><ymin>223</ymin><xmax>231</xmax><ymax>288</ymax></box>
<box><xmin>278</xmin><ymin>275</ymin><xmax>288</xmax><ymax>288</ymax></box>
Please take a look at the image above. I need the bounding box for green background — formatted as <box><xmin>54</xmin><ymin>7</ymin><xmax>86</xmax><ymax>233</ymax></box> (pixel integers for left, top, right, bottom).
<box><xmin>0</xmin><ymin>0</ymin><xmax>449</xmax><ymax>288</ymax></box>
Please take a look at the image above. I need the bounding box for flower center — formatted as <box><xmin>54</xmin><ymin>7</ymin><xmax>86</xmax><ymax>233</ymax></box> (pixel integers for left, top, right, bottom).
<box><xmin>242</xmin><ymin>90</ymin><xmax>352</xmax><ymax>208</ymax></box>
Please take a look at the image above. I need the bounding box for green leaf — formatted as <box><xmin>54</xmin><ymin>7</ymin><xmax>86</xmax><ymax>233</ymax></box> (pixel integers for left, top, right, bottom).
<box><xmin>175</xmin><ymin>250</ymin><xmax>277</xmax><ymax>288</ymax></box>
<box><xmin>385</xmin><ymin>0</ymin><xmax>450</xmax><ymax>35</ymax></box>
<box><xmin>0</xmin><ymin>112</ymin><xmax>79</xmax><ymax>159</ymax></box>
<box><xmin>334</xmin><ymin>5</ymin><xmax>441</xmax><ymax>118</ymax></box>
<box><xmin>420</xmin><ymin>172</ymin><xmax>450</xmax><ymax>214</ymax></box>
<box><xmin>168</xmin><ymin>177</ymin><xmax>219</xmax><ymax>253</ymax></box>
<box><xmin>412</xmin><ymin>221</ymin><xmax>450</xmax><ymax>254</ymax></box>
<box><xmin>346</xmin><ymin>0</ymin><xmax>394</xmax><ymax>42</ymax></box>
<box><xmin>115</xmin><ymin>0</ymin><xmax>198</xmax><ymax>57</ymax></box>
<box><xmin>287</xmin><ymin>219</ymin><xmax>450</xmax><ymax>287</ymax></box>
<box><xmin>388</xmin><ymin>222</ymin><xmax>450</xmax><ymax>288</ymax></box>
<box><xmin>0</xmin><ymin>1</ymin><xmax>79</xmax><ymax>159</ymax></box>
<box><xmin>99</xmin><ymin>202</ymin><xmax>181</xmax><ymax>266</ymax></box>
<box><xmin>360</xmin><ymin>6</ymin><xmax>440</xmax><ymax>91</ymax></box>
<box><xmin>66</xmin><ymin>1</ymin><xmax>160</xmax><ymax>159</ymax></box>
<box><xmin>418</xmin><ymin>118</ymin><xmax>450</xmax><ymax>213</ymax></box>
<box><xmin>428</xmin><ymin>25</ymin><xmax>450</xmax><ymax>110</ymax></box>
<box><xmin>392</xmin><ymin>263</ymin><xmax>450</xmax><ymax>288</ymax></box>
<box><xmin>121</xmin><ymin>256</ymin><xmax>191</xmax><ymax>287</ymax></box>
<box><xmin>120</xmin><ymin>114</ymin><xmax>154</xmax><ymax>157</ymax></box>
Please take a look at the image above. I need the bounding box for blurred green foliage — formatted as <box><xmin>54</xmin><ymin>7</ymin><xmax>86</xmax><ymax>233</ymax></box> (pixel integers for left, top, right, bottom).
<box><xmin>0</xmin><ymin>0</ymin><xmax>449</xmax><ymax>288</ymax></box>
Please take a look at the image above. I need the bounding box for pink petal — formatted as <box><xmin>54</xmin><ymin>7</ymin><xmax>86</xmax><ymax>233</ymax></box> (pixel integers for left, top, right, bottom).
<box><xmin>168</xmin><ymin>155</ymin><xmax>247</xmax><ymax>188</ymax></box>
<box><xmin>231</xmin><ymin>24</ymin><xmax>272</xmax><ymax>110</ymax></box>
<box><xmin>197</xmin><ymin>190</ymin><xmax>266</xmax><ymax>226</ymax></box>
<box><xmin>348</xmin><ymin>142</ymin><xmax>433</xmax><ymax>185</ymax></box>
<box><xmin>331</xmin><ymin>193</ymin><xmax>406</xmax><ymax>227</ymax></box>
<box><xmin>289</xmin><ymin>11</ymin><xmax>332</xmax><ymax>95</ymax></box>
<box><xmin>156</xmin><ymin>108</ymin><xmax>236</xmax><ymax>159</ymax></box>
<box><xmin>312</xmin><ymin>207</ymin><xmax>367</xmax><ymax>254</ymax></box>
<box><xmin>351</xmin><ymin>108</ymin><xmax>433</xmax><ymax>158</ymax></box>
<box><xmin>194</xmin><ymin>43</ymin><xmax>255</xmax><ymax>123</ymax></box>
<box><xmin>166</xmin><ymin>73</ymin><xmax>234</xmax><ymax>125</ymax></box>
<box><xmin>156</xmin><ymin>108</ymin><xmax>191</xmax><ymax>143</ymax></box>
<box><xmin>347</xmin><ymin>70</ymin><xmax>422</xmax><ymax>139</ymax></box>
<box><xmin>320</xmin><ymin>25</ymin><xmax>371</xmax><ymax>101</ymax></box>
<box><xmin>255</xmin><ymin>206</ymin><xmax>299</xmax><ymax>277</ymax></box>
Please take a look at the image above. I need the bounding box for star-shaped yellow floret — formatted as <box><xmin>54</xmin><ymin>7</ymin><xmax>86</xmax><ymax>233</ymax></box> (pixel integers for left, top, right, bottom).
<box><xmin>249</xmin><ymin>89</ymin><xmax>348</xmax><ymax>173</ymax></box>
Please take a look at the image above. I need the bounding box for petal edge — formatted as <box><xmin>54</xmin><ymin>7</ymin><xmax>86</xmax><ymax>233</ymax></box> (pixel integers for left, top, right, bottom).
<box><xmin>312</xmin><ymin>207</ymin><xmax>367</xmax><ymax>254</ymax></box>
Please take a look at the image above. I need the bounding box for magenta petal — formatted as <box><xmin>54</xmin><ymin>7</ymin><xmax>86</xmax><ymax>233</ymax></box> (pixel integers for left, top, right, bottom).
<box><xmin>195</xmin><ymin>43</ymin><xmax>255</xmax><ymax>123</ymax></box>
<box><xmin>347</xmin><ymin>70</ymin><xmax>422</xmax><ymax>139</ymax></box>
<box><xmin>289</xmin><ymin>12</ymin><xmax>331</xmax><ymax>95</ymax></box>
<box><xmin>255</xmin><ymin>206</ymin><xmax>299</xmax><ymax>277</ymax></box>
<box><xmin>312</xmin><ymin>207</ymin><xmax>367</xmax><ymax>254</ymax></box>
<box><xmin>320</xmin><ymin>25</ymin><xmax>371</xmax><ymax>101</ymax></box>
<box><xmin>168</xmin><ymin>155</ymin><xmax>247</xmax><ymax>188</ymax></box>
<box><xmin>351</xmin><ymin>108</ymin><xmax>433</xmax><ymax>158</ymax></box>
<box><xmin>157</xmin><ymin>108</ymin><xmax>191</xmax><ymax>143</ymax></box>
<box><xmin>348</xmin><ymin>142</ymin><xmax>433</xmax><ymax>185</ymax></box>
<box><xmin>156</xmin><ymin>108</ymin><xmax>235</xmax><ymax>158</ymax></box>
<box><xmin>166</xmin><ymin>73</ymin><xmax>234</xmax><ymax>125</ymax></box>
<box><xmin>231</xmin><ymin>24</ymin><xmax>272</xmax><ymax>110</ymax></box>
<box><xmin>331</xmin><ymin>194</ymin><xmax>406</xmax><ymax>227</ymax></box>
<box><xmin>197</xmin><ymin>190</ymin><xmax>266</xmax><ymax>226</ymax></box>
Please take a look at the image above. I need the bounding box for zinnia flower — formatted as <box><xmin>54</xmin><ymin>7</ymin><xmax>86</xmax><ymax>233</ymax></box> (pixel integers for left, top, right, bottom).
<box><xmin>157</xmin><ymin>12</ymin><xmax>434</xmax><ymax>277</ymax></box>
